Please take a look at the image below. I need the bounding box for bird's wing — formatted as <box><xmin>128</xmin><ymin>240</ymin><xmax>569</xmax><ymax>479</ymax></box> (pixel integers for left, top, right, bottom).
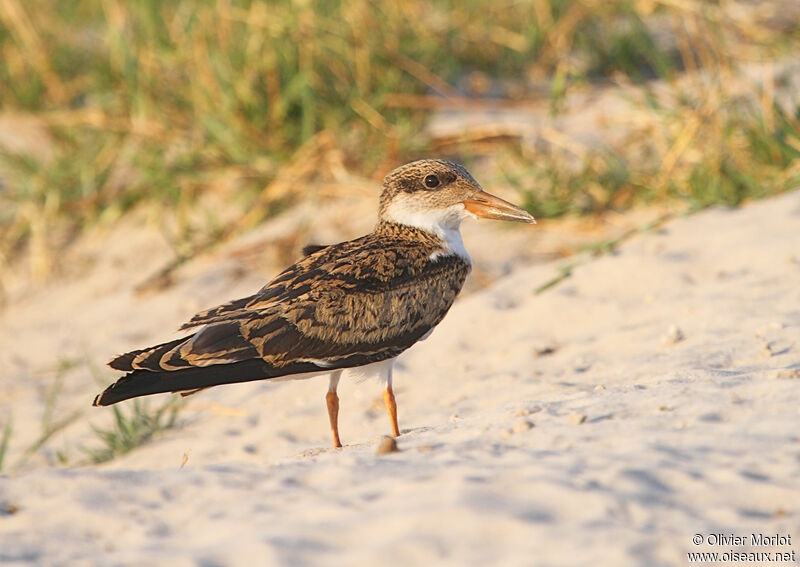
<box><xmin>241</xmin><ymin>248</ymin><xmax>471</xmax><ymax>368</ymax></box>
<box><xmin>177</xmin><ymin>243</ymin><xmax>329</xmax><ymax>331</ymax></box>
<box><xmin>110</xmin><ymin>236</ymin><xmax>470</xmax><ymax>373</ymax></box>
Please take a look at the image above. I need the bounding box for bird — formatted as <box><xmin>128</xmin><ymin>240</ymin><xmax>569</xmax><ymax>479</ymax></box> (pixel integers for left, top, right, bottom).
<box><xmin>93</xmin><ymin>159</ymin><xmax>535</xmax><ymax>447</ymax></box>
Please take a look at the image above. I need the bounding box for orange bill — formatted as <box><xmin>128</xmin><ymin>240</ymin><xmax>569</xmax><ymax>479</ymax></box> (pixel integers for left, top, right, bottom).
<box><xmin>463</xmin><ymin>191</ymin><xmax>536</xmax><ymax>223</ymax></box>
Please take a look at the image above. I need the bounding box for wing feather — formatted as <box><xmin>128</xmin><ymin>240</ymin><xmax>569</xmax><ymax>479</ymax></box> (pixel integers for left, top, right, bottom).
<box><xmin>179</xmin><ymin>296</ymin><xmax>254</xmax><ymax>330</ymax></box>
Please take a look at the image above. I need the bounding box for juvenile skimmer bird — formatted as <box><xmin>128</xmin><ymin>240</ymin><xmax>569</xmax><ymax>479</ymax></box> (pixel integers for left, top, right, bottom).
<box><xmin>93</xmin><ymin>160</ymin><xmax>535</xmax><ymax>447</ymax></box>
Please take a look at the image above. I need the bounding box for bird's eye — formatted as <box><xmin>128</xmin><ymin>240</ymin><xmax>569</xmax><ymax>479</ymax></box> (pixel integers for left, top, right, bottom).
<box><xmin>424</xmin><ymin>174</ymin><xmax>440</xmax><ymax>189</ymax></box>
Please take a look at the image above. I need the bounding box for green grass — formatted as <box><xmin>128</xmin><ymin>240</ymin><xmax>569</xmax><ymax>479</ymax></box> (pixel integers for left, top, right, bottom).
<box><xmin>83</xmin><ymin>398</ymin><xmax>182</xmax><ymax>464</ymax></box>
<box><xmin>0</xmin><ymin>360</ymin><xmax>90</xmax><ymax>472</ymax></box>
<box><xmin>501</xmin><ymin>95</ymin><xmax>800</xmax><ymax>219</ymax></box>
<box><xmin>12</xmin><ymin>373</ymin><xmax>83</xmax><ymax>469</ymax></box>
<box><xmin>534</xmin><ymin>211</ymin><xmax>673</xmax><ymax>295</ymax></box>
<box><xmin>0</xmin><ymin>418</ymin><xmax>12</xmax><ymax>473</ymax></box>
<box><xmin>0</xmin><ymin>357</ymin><xmax>185</xmax><ymax>469</ymax></box>
<box><xmin>0</xmin><ymin>1</ymin><xmax>798</xmax><ymax>272</ymax></box>
<box><xmin>535</xmin><ymin>262</ymin><xmax>578</xmax><ymax>295</ymax></box>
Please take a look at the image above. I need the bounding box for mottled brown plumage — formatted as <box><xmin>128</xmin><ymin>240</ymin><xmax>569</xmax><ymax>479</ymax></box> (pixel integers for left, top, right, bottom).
<box><xmin>93</xmin><ymin>159</ymin><xmax>534</xmax><ymax>446</ymax></box>
<box><xmin>102</xmin><ymin>224</ymin><xmax>468</xmax><ymax>392</ymax></box>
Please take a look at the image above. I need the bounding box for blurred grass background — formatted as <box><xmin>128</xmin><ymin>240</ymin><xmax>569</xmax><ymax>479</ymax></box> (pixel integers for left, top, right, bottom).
<box><xmin>1</xmin><ymin>0</ymin><xmax>799</xmax><ymax>281</ymax></box>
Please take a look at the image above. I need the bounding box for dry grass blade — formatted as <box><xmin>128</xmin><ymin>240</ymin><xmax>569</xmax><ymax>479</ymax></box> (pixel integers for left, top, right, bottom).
<box><xmin>0</xmin><ymin>418</ymin><xmax>12</xmax><ymax>473</ymax></box>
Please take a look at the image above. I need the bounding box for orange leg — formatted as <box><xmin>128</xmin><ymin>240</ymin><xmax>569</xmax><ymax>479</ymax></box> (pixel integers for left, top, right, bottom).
<box><xmin>383</xmin><ymin>386</ymin><xmax>400</xmax><ymax>438</ymax></box>
<box><xmin>326</xmin><ymin>391</ymin><xmax>342</xmax><ymax>448</ymax></box>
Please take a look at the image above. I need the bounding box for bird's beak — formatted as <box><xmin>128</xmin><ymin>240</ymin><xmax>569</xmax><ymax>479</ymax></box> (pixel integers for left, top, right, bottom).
<box><xmin>463</xmin><ymin>191</ymin><xmax>536</xmax><ymax>224</ymax></box>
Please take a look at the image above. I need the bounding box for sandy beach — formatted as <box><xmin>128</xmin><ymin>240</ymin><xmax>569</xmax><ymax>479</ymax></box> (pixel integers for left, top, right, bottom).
<box><xmin>1</xmin><ymin>188</ymin><xmax>799</xmax><ymax>566</ymax></box>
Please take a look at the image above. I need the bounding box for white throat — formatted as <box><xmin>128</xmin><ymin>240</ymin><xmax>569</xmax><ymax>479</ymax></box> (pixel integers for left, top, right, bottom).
<box><xmin>382</xmin><ymin>201</ymin><xmax>472</xmax><ymax>265</ymax></box>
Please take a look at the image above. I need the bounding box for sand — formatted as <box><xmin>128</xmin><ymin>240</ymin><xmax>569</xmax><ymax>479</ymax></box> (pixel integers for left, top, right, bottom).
<box><xmin>1</xmin><ymin>190</ymin><xmax>799</xmax><ymax>566</ymax></box>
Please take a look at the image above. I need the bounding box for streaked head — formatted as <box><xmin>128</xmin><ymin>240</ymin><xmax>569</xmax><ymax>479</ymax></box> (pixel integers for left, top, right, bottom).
<box><xmin>379</xmin><ymin>159</ymin><xmax>535</xmax><ymax>234</ymax></box>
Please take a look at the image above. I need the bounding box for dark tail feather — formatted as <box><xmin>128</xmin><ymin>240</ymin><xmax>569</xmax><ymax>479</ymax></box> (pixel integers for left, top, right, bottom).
<box><xmin>108</xmin><ymin>336</ymin><xmax>191</xmax><ymax>371</ymax></box>
<box><xmin>93</xmin><ymin>359</ymin><xmax>325</xmax><ymax>406</ymax></box>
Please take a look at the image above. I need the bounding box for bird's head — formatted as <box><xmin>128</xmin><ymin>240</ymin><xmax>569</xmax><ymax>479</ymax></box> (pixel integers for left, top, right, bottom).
<box><xmin>379</xmin><ymin>159</ymin><xmax>535</xmax><ymax>234</ymax></box>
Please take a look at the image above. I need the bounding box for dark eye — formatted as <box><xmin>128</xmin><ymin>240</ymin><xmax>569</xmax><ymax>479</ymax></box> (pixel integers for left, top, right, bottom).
<box><xmin>424</xmin><ymin>174</ymin><xmax>440</xmax><ymax>189</ymax></box>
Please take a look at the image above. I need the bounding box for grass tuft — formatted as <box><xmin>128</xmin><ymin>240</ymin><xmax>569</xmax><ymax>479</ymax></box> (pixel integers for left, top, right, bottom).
<box><xmin>84</xmin><ymin>398</ymin><xmax>182</xmax><ymax>464</ymax></box>
<box><xmin>0</xmin><ymin>1</ymin><xmax>798</xmax><ymax>275</ymax></box>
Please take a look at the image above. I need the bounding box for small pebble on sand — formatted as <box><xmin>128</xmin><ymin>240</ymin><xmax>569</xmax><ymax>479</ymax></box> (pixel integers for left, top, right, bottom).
<box><xmin>567</xmin><ymin>412</ymin><xmax>587</xmax><ymax>425</ymax></box>
<box><xmin>662</xmin><ymin>325</ymin><xmax>684</xmax><ymax>345</ymax></box>
<box><xmin>572</xmin><ymin>356</ymin><xmax>593</xmax><ymax>372</ymax></box>
<box><xmin>376</xmin><ymin>436</ymin><xmax>399</xmax><ymax>456</ymax></box>
<box><xmin>762</xmin><ymin>341</ymin><xmax>791</xmax><ymax>357</ymax></box>
<box><xmin>533</xmin><ymin>342</ymin><xmax>558</xmax><ymax>357</ymax></box>
<box><xmin>513</xmin><ymin>406</ymin><xmax>542</xmax><ymax>417</ymax></box>
<box><xmin>513</xmin><ymin>419</ymin><xmax>534</xmax><ymax>433</ymax></box>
